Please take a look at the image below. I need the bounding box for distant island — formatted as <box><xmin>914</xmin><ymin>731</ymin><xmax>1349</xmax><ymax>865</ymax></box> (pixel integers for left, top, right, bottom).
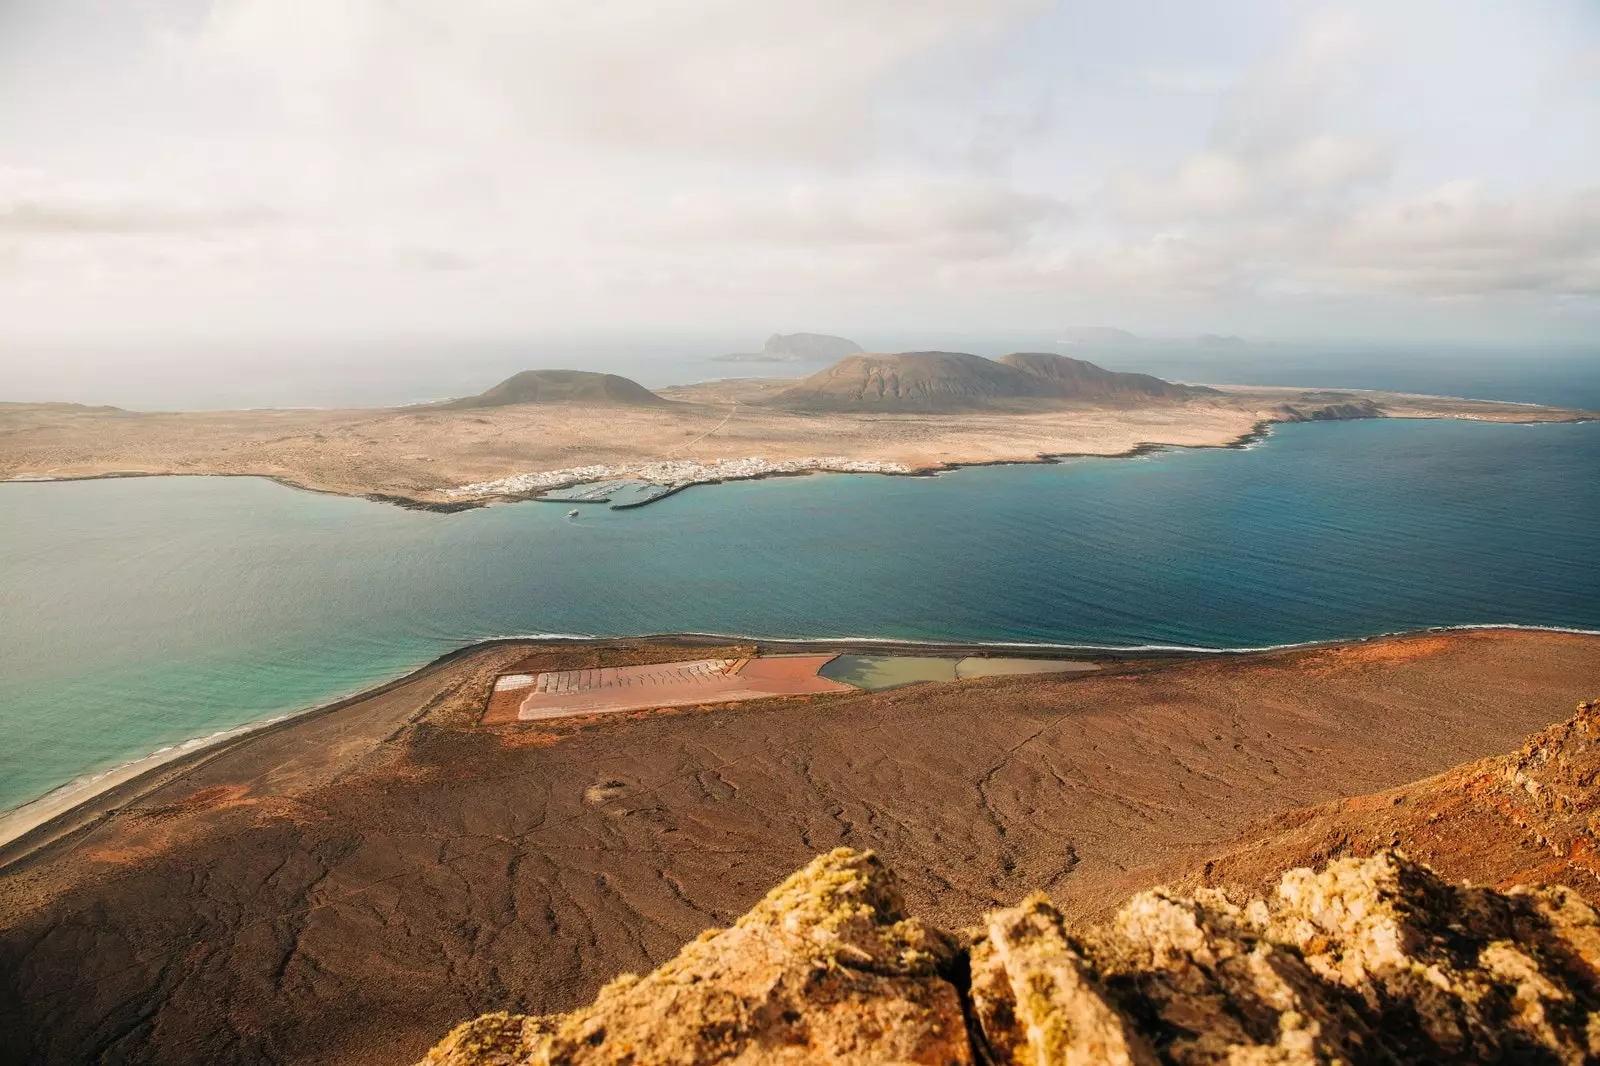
<box><xmin>1056</xmin><ymin>325</ymin><xmax>1141</xmax><ymax>346</ymax></box>
<box><xmin>713</xmin><ymin>332</ymin><xmax>863</xmax><ymax>363</ymax></box>
<box><xmin>0</xmin><ymin>350</ymin><xmax>1589</xmax><ymax>511</ymax></box>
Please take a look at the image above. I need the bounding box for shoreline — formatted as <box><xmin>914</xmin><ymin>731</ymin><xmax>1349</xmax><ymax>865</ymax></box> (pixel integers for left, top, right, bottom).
<box><xmin>4</xmin><ymin>621</ymin><xmax>1599</xmax><ymax>867</ymax></box>
<box><xmin>5</xmin><ymin>410</ymin><xmax>1594</xmax><ymax>514</ymax></box>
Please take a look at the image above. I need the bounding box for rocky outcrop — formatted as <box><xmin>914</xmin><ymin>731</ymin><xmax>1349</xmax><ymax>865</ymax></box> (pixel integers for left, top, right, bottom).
<box><xmin>421</xmin><ymin>845</ymin><xmax>1600</xmax><ymax>1065</ymax></box>
<box><xmin>421</xmin><ymin>848</ymin><xmax>970</xmax><ymax>1065</ymax></box>
<box><xmin>1272</xmin><ymin>397</ymin><xmax>1384</xmax><ymax>422</ymax></box>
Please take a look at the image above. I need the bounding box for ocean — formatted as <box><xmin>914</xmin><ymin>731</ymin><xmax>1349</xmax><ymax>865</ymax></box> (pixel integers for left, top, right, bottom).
<box><xmin>1</xmin><ymin>415</ymin><xmax>1597</xmax><ymax>816</ymax></box>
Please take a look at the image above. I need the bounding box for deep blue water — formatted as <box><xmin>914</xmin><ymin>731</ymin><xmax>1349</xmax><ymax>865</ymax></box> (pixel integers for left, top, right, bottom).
<box><xmin>2</xmin><ymin>417</ymin><xmax>1598</xmax><ymax>813</ymax></box>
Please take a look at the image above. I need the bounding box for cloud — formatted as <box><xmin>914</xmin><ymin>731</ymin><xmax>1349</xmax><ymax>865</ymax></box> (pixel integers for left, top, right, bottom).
<box><xmin>1061</xmin><ymin>181</ymin><xmax>1600</xmax><ymax>302</ymax></box>
<box><xmin>1310</xmin><ymin>182</ymin><xmax>1600</xmax><ymax>297</ymax></box>
<box><xmin>1047</xmin><ymin>233</ymin><xmax>1244</xmax><ymax>296</ymax></box>
<box><xmin>1213</xmin><ymin>9</ymin><xmax>1374</xmax><ymax>155</ymax></box>
<box><xmin>0</xmin><ymin>168</ymin><xmax>275</xmax><ymax>237</ymax></box>
<box><xmin>0</xmin><ymin>200</ymin><xmax>271</xmax><ymax>236</ymax></box>
<box><xmin>1125</xmin><ymin>65</ymin><xmax>1237</xmax><ymax>96</ymax></box>
<box><xmin>1035</xmin><ymin>11</ymin><xmax>1600</xmax><ymax>307</ymax></box>
<box><xmin>1277</xmin><ymin>134</ymin><xmax>1392</xmax><ymax>193</ymax></box>
<box><xmin>1</xmin><ymin>0</ymin><xmax>1597</xmax><ymax>344</ymax></box>
<box><xmin>1565</xmin><ymin>42</ymin><xmax>1600</xmax><ymax>82</ymax></box>
<box><xmin>172</xmin><ymin>0</ymin><xmax>1044</xmax><ymax>161</ymax></box>
<box><xmin>643</xmin><ymin>179</ymin><xmax>1066</xmax><ymax>258</ymax></box>
<box><xmin>1110</xmin><ymin>135</ymin><xmax>1392</xmax><ymax>223</ymax></box>
<box><xmin>1109</xmin><ymin>12</ymin><xmax>1391</xmax><ymax>225</ymax></box>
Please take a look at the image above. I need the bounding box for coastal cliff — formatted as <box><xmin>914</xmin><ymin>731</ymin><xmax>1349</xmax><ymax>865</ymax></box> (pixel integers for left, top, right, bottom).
<box><xmin>7</xmin><ymin>641</ymin><xmax>1597</xmax><ymax>1066</ymax></box>
<box><xmin>422</xmin><ymin>845</ymin><xmax>1600</xmax><ymax>1065</ymax></box>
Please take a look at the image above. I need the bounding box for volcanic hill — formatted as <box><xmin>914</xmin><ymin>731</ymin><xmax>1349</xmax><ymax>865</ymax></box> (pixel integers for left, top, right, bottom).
<box><xmin>998</xmin><ymin>352</ymin><xmax>1208</xmax><ymax>402</ymax></box>
<box><xmin>1152</xmin><ymin>695</ymin><xmax>1600</xmax><ymax>908</ymax></box>
<box><xmin>441</xmin><ymin>370</ymin><xmax>668</xmax><ymax>409</ymax></box>
<box><xmin>772</xmin><ymin>351</ymin><xmax>1214</xmax><ymax>411</ymax></box>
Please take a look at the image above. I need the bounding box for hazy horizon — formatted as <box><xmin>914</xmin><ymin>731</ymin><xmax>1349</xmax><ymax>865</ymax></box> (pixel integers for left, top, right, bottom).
<box><xmin>2</xmin><ymin>0</ymin><xmax>1598</xmax><ymax>365</ymax></box>
<box><xmin>7</xmin><ymin>329</ymin><xmax>1600</xmax><ymax>411</ymax></box>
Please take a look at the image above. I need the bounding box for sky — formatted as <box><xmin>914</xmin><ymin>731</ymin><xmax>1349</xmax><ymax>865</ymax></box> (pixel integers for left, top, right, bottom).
<box><xmin>1</xmin><ymin>0</ymin><xmax>1598</xmax><ymax>359</ymax></box>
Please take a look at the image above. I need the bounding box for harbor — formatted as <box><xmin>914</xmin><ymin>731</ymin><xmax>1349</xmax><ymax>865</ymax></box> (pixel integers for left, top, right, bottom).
<box><xmin>448</xmin><ymin>455</ymin><xmax>913</xmax><ymax>507</ymax></box>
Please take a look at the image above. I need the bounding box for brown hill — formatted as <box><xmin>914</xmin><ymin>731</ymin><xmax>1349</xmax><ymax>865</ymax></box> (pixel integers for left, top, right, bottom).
<box><xmin>771</xmin><ymin>351</ymin><xmax>1209</xmax><ymax>411</ymax></box>
<box><xmin>423</xmin><ymin>845</ymin><xmax>1600</xmax><ymax>1065</ymax></box>
<box><xmin>998</xmin><ymin>351</ymin><xmax>1213</xmax><ymax>402</ymax></box>
<box><xmin>1159</xmin><ymin>697</ymin><xmax>1600</xmax><ymax>908</ymax></box>
<box><xmin>440</xmin><ymin>370</ymin><xmax>668</xmax><ymax>409</ymax></box>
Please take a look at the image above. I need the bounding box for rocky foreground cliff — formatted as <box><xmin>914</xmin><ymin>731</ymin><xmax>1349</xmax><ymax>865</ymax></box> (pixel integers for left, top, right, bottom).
<box><xmin>422</xmin><ymin>704</ymin><xmax>1600</xmax><ymax>1066</ymax></box>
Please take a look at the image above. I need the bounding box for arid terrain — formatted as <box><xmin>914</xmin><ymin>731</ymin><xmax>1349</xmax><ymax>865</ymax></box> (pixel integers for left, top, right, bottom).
<box><xmin>420</xmin><ymin>845</ymin><xmax>1600</xmax><ymax>1065</ymax></box>
<box><xmin>1</xmin><ymin>354</ymin><xmax>1589</xmax><ymax>508</ymax></box>
<box><xmin>2</xmin><ymin>629</ymin><xmax>1596</xmax><ymax>1066</ymax></box>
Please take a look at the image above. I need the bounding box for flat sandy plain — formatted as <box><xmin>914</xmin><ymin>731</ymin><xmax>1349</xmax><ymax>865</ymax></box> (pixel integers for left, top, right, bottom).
<box><xmin>1</xmin><ymin>380</ymin><xmax>1588</xmax><ymax>508</ymax></box>
<box><xmin>2</xmin><ymin>629</ymin><xmax>1597</xmax><ymax>1066</ymax></box>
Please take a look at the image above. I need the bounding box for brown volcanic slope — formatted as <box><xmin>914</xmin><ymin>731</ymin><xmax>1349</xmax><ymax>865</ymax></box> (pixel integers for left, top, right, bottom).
<box><xmin>440</xmin><ymin>369</ymin><xmax>669</xmax><ymax>409</ymax></box>
<box><xmin>999</xmin><ymin>351</ymin><xmax>1215</xmax><ymax>401</ymax></box>
<box><xmin>771</xmin><ymin>351</ymin><xmax>1210</xmax><ymax>411</ymax></box>
<box><xmin>1138</xmin><ymin>695</ymin><xmax>1600</xmax><ymax>910</ymax></box>
<box><xmin>1</xmin><ymin>630</ymin><xmax>1597</xmax><ymax>1066</ymax></box>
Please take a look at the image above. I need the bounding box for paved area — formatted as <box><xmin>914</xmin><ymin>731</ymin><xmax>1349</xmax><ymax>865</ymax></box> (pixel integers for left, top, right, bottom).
<box><xmin>514</xmin><ymin>654</ymin><xmax>852</xmax><ymax>720</ymax></box>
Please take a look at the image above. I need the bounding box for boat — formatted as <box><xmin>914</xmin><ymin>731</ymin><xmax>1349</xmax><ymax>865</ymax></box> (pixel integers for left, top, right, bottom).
<box><xmin>567</xmin><ymin>509</ymin><xmax>579</xmax><ymax>518</ymax></box>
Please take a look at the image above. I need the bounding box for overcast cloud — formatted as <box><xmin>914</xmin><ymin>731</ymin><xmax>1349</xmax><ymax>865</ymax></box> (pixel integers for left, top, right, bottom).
<box><xmin>0</xmin><ymin>0</ymin><xmax>1597</xmax><ymax>345</ymax></box>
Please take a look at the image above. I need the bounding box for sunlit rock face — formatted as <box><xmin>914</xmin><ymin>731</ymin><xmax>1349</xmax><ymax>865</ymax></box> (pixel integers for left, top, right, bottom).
<box><xmin>421</xmin><ymin>843</ymin><xmax>1600</xmax><ymax>1065</ymax></box>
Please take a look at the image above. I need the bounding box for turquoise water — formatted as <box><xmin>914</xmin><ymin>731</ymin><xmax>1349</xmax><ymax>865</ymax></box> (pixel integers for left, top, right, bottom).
<box><xmin>2</xmin><ymin>417</ymin><xmax>1598</xmax><ymax>813</ymax></box>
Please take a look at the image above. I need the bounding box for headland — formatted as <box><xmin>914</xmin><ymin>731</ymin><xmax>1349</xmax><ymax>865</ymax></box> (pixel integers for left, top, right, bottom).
<box><xmin>3</xmin><ymin>626</ymin><xmax>1597</xmax><ymax>1065</ymax></box>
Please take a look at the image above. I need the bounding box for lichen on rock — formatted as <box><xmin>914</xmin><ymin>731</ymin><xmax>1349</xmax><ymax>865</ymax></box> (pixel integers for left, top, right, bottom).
<box><xmin>421</xmin><ymin>847</ymin><xmax>970</xmax><ymax>1065</ymax></box>
<box><xmin>421</xmin><ymin>847</ymin><xmax>1600</xmax><ymax>1066</ymax></box>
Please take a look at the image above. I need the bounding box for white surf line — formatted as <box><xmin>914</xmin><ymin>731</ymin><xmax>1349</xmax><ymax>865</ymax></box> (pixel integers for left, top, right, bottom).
<box><xmin>541</xmin><ymin>622</ymin><xmax>1600</xmax><ymax>656</ymax></box>
<box><xmin>0</xmin><ymin>714</ymin><xmax>294</xmax><ymax>848</ymax></box>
